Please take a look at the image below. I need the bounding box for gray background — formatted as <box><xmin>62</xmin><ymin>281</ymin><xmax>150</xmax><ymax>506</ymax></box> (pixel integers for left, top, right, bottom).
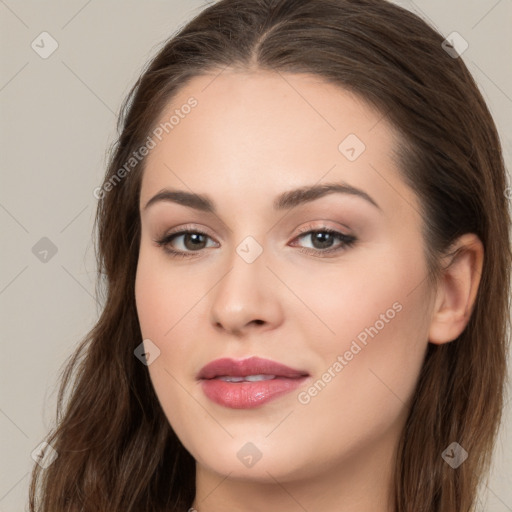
<box><xmin>1</xmin><ymin>1</ymin><xmax>511</xmax><ymax>510</ymax></box>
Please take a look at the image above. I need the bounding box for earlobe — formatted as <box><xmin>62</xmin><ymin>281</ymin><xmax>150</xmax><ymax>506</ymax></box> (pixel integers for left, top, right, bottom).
<box><xmin>428</xmin><ymin>233</ymin><xmax>484</xmax><ymax>345</ymax></box>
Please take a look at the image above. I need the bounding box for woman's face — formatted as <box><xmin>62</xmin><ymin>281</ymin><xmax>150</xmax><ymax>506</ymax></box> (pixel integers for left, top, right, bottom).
<box><xmin>135</xmin><ymin>70</ymin><xmax>435</xmax><ymax>484</ymax></box>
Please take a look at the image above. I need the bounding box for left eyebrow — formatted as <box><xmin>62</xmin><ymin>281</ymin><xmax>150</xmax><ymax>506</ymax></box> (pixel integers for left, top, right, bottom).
<box><xmin>273</xmin><ymin>182</ymin><xmax>381</xmax><ymax>211</ymax></box>
<box><xmin>142</xmin><ymin>181</ymin><xmax>381</xmax><ymax>213</ymax></box>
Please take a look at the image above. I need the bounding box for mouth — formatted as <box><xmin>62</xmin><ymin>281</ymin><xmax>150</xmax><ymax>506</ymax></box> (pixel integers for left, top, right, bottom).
<box><xmin>211</xmin><ymin>374</ymin><xmax>286</xmax><ymax>382</ymax></box>
<box><xmin>197</xmin><ymin>356</ymin><xmax>310</xmax><ymax>409</ymax></box>
<box><xmin>197</xmin><ymin>355</ymin><xmax>309</xmax><ymax>380</ymax></box>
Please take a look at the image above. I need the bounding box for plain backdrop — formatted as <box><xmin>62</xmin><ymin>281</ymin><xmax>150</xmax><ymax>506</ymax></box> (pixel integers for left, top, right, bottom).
<box><xmin>1</xmin><ymin>1</ymin><xmax>511</xmax><ymax>510</ymax></box>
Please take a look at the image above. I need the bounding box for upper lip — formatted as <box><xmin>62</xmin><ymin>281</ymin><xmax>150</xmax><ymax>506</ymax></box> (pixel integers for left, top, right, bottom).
<box><xmin>197</xmin><ymin>356</ymin><xmax>309</xmax><ymax>380</ymax></box>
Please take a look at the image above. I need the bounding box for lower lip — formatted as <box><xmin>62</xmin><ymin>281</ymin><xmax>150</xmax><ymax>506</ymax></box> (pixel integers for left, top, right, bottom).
<box><xmin>200</xmin><ymin>376</ymin><xmax>309</xmax><ymax>409</ymax></box>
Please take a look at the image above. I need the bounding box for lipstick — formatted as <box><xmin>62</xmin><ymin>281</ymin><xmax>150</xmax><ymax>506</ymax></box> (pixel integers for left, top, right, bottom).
<box><xmin>197</xmin><ymin>356</ymin><xmax>310</xmax><ymax>409</ymax></box>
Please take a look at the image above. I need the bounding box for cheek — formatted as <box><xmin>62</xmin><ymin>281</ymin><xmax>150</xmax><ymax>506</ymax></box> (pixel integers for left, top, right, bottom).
<box><xmin>135</xmin><ymin>246</ymin><xmax>202</xmax><ymax>340</ymax></box>
<box><xmin>281</xmin><ymin>248</ymin><xmax>426</xmax><ymax>358</ymax></box>
<box><xmin>134</xmin><ymin>247</ymin><xmax>210</xmax><ymax>400</ymax></box>
<box><xmin>288</xmin><ymin>288</ymin><xmax>429</xmax><ymax>474</ymax></box>
<box><xmin>134</xmin><ymin>252</ymin><xmax>199</xmax><ymax>436</ymax></box>
<box><xmin>134</xmin><ymin>261</ymin><xmax>168</xmax><ymax>340</ymax></box>
<box><xmin>311</xmin><ymin>280</ymin><xmax>429</xmax><ymax>420</ymax></box>
<box><xmin>295</xmin><ymin>248</ymin><xmax>430</xmax><ymax>414</ymax></box>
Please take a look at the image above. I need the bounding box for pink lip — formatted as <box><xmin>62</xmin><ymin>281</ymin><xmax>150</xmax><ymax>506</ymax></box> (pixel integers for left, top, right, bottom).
<box><xmin>197</xmin><ymin>356</ymin><xmax>310</xmax><ymax>409</ymax></box>
<box><xmin>197</xmin><ymin>356</ymin><xmax>309</xmax><ymax>379</ymax></box>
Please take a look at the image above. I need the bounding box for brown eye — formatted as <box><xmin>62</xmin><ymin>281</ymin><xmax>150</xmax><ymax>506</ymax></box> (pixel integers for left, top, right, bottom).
<box><xmin>155</xmin><ymin>229</ymin><xmax>218</xmax><ymax>258</ymax></box>
<box><xmin>292</xmin><ymin>228</ymin><xmax>357</xmax><ymax>257</ymax></box>
<box><xmin>180</xmin><ymin>232</ymin><xmax>208</xmax><ymax>250</ymax></box>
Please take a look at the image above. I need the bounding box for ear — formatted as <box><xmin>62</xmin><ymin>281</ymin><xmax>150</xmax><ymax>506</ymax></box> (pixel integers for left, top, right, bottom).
<box><xmin>428</xmin><ymin>233</ymin><xmax>484</xmax><ymax>345</ymax></box>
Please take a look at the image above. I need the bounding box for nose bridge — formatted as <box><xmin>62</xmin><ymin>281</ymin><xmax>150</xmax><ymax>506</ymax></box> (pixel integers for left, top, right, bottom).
<box><xmin>209</xmin><ymin>233</ymin><xmax>283</xmax><ymax>333</ymax></box>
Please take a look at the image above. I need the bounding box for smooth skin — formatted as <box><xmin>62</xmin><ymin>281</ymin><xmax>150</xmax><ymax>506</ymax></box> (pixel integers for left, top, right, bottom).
<box><xmin>135</xmin><ymin>69</ymin><xmax>483</xmax><ymax>512</ymax></box>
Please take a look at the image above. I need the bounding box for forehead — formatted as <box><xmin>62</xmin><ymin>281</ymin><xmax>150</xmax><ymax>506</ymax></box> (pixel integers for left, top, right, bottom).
<box><xmin>140</xmin><ymin>69</ymin><xmax>414</xmax><ymax>217</ymax></box>
<box><xmin>152</xmin><ymin>69</ymin><xmax>391</xmax><ymax>153</ymax></box>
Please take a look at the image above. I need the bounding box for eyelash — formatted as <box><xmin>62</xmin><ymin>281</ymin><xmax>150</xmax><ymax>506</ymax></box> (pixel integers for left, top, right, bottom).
<box><xmin>154</xmin><ymin>225</ymin><xmax>357</xmax><ymax>259</ymax></box>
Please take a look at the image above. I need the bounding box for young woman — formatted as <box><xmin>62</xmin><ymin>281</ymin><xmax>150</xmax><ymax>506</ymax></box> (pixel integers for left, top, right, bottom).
<box><xmin>29</xmin><ymin>0</ymin><xmax>511</xmax><ymax>511</ymax></box>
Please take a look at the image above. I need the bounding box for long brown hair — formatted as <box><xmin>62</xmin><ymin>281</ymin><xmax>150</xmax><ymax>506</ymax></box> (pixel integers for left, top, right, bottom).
<box><xmin>29</xmin><ymin>0</ymin><xmax>511</xmax><ymax>510</ymax></box>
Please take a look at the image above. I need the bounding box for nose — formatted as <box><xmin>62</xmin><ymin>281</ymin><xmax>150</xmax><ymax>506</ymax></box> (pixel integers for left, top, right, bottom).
<box><xmin>209</xmin><ymin>243</ymin><xmax>284</xmax><ymax>336</ymax></box>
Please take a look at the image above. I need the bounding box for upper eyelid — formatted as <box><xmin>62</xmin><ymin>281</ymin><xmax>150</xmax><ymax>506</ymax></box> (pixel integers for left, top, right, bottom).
<box><xmin>165</xmin><ymin>224</ymin><xmax>349</xmax><ymax>236</ymax></box>
<box><xmin>295</xmin><ymin>224</ymin><xmax>351</xmax><ymax>235</ymax></box>
<box><xmin>165</xmin><ymin>224</ymin><xmax>216</xmax><ymax>238</ymax></box>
